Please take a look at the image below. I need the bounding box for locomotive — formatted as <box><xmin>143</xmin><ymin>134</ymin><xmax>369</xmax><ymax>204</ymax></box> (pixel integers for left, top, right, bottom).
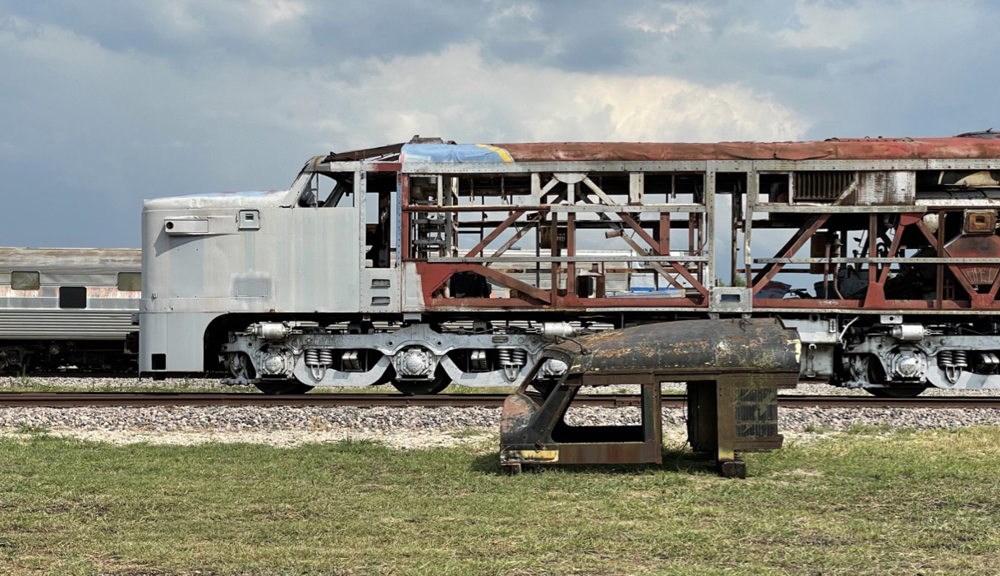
<box><xmin>138</xmin><ymin>134</ymin><xmax>1000</xmax><ymax>397</ymax></box>
<box><xmin>0</xmin><ymin>247</ymin><xmax>140</xmax><ymax>373</ymax></box>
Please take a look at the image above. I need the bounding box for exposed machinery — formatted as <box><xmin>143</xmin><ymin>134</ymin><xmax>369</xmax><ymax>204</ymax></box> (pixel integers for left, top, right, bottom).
<box><xmin>138</xmin><ymin>133</ymin><xmax>1000</xmax><ymax>401</ymax></box>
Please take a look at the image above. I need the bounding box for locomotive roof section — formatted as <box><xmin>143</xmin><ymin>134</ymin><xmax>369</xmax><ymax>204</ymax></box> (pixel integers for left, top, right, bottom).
<box><xmin>0</xmin><ymin>247</ymin><xmax>142</xmax><ymax>272</ymax></box>
<box><xmin>363</xmin><ymin>137</ymin><xmax>1000</xmax><ymax>167</ymax></box>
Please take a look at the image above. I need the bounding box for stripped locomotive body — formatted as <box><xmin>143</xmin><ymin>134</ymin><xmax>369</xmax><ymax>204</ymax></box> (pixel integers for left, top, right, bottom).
<box><xmin>139</xmin><ymin>134</ymin><xmax>1000</xmax><ymax>397</ymax></box>
<box><xmin>0</xmin><ymin>247</ymin><xmax>141</xmax><ymax>373</ymax></box>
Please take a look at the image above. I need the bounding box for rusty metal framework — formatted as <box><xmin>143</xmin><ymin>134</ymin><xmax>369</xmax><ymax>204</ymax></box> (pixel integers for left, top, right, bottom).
<box><xmin>400</xmin><ymin>168</ymin><xmax>711</xmax><ymax>310</ymax></box>
<box><xmin>372</xmin><ymin>139</ymin><xmax>1000</xmax><ymax>317</ymax></box>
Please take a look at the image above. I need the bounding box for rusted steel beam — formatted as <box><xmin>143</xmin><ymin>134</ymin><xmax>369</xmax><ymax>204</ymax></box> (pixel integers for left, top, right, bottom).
<box><xmin>399</xmin><ymin>176</ymin><xmax>411</xmax><ymax>260</ymax></box>
<box><xmin>485</xmin><ymin>213</ymin><xmax>541</xmax><ymax>265</ymax></box>
<box><xmin>869</xmin><ymin>216</ymin><xmax>913</xmax><ymax>290</ymax></box>
<box><xmin>323</xmin><ymin>143</ymin><xmax>403</xmax><ymax>162</ymax></box>
<box><xmin>561</xmin><ymin>293</ymin><xmax>704</xmax><ymax>307</ymax></box>
<box><xmin>416</xmin><ymin>262</ymin><xmax>553</xmax><ymax>305</ymax></box>
<box><xmin>752</xmin><ymin>214</ymin><xmax>831</xmax><ymax>294</ymax></box>
<box><xmin>751</xmin><ymin>298</ymin><xmax>1000</xmax><ymax>310</ymax></box>
<box><xmin>614</xmin><ymin>231</ymin><xmax>688</xmax><ymax>293</ymax></box>
<box><xmin>429</xmin><ymin>255</ymin><xmax>706</xmax><ymax>264</ymax></box>
<box><xmin>428</xmin><ymin>296</ymin><xmax>707</xmax><ymax>309</ymax></box>
<box><xmin>566</xmin><ymin>212</ymin><xmax>576</xmax><ymax>294</ymax></box>
<box><xmin>405</xmin><ymin>205</ymin><xmax>552</xmax><ymax>213</ymax></box>
<box><xmin>617</xmin><ymin>212</ymin><xmax>661</xmax><ymax>253</ymax></box>
<box><xmin>465</xmin><ymin>209</ymin><xmax>526</xmax><ymax>258</ymax></box>
<box><xmin>915</xmin><ymin>218</ymin><xmax>985</xmax><ymax>306</ymax></box>
<box><xmin>550</xmin><ymin>211</ymin><xmax>560</xmax><ymax>301</ymax></box>
<box><xmin>988</xmin><ymin>266</ymin><xmax>1000</xmax><ymax>301</ymax></box>
<box><xmin>659</xmin><ymin>213</ymin><xmax>671</xmax><ymax>255</ymax></box>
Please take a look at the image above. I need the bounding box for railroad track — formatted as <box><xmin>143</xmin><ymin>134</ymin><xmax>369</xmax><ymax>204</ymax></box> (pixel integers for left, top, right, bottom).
<box><xmin>1</xmin><ymin>392</ymin><xmax>999</xmax><ymax>409</ymax></box>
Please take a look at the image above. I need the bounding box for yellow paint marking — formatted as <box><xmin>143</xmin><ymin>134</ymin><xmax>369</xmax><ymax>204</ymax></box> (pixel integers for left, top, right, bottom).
<box><xmin>476</xmin><ymin>144</ymin><xmax>514</xmax><ymax>163</ymax></box>
<box><xmin>510</xmin><ymin>449</ymin><xmax>559</xmax><ymax>462</ymax></box>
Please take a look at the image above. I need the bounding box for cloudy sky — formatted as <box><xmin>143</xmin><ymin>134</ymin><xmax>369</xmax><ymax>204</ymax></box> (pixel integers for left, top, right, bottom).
<box><xmin>1</xmin><ymin>0</ymin><xmax>997</xmax><ymax>248</ymax></box>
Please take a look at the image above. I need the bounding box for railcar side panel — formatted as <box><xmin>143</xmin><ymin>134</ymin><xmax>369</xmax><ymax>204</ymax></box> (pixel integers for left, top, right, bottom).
<box><xmin>0</xmin><ymin>247</ymin><xmax>140</xmax><ymax>372</ymax></box>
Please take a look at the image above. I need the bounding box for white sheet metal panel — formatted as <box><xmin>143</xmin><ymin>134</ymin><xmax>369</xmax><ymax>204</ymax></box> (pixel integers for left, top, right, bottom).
<box><xmin>140</xmin><ymin>175</ymin><xmax>365</xmax><ymax>371</ymax></box>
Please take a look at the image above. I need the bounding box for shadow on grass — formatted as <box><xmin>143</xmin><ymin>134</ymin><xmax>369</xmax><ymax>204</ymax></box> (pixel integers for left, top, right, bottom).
<box><xmin>469</xmin><ymin>447</ymin><xmax>718</xmax><ymax>476</ymax></box>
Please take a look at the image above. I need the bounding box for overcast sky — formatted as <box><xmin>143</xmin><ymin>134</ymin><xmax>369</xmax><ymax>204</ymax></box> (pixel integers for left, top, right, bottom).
<box><xmin>1</xmin><ymin>0</ymin><xmax>997</xmax><ymax>248</ymax></box>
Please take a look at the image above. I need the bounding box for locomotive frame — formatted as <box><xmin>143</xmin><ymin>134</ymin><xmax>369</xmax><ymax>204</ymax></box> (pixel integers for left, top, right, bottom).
<box><xmin>139</xmin><ymin>135</ymin><xmax>1000</xmax><ymax>396</ymax></box>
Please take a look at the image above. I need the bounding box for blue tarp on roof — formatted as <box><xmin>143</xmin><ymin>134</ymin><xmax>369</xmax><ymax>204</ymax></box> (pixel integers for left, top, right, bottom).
<box><xmin>401</xmin><ymin>143</ymin><xmax>513</xmax><ymax>164</ymax></box>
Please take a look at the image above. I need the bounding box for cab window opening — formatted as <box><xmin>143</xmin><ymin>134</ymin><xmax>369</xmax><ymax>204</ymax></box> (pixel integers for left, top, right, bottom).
<box><xmin>299</xmin><ymin>173</ymin><xmax>354</xmax><ymax>208</ymax></box>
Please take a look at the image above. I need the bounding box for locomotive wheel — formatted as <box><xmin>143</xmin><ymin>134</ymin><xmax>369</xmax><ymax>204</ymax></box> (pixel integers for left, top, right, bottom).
<box><xmin>255</xmin><ymin>381</ymin><xmax>315</xmax><ymax>395</ymax></box>
<box><xmin>867</xmin><ymin>386</ymin><xmax>927</xmax><ymax>398</ymax></box>
<box><xmin>391</xmin><ymin>369</ymin><xmax>451</xmax><ymax>395</ymax></box>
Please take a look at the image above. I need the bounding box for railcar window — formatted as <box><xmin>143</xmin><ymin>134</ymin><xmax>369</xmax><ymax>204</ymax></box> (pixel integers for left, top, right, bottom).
<box><xmin>59</xmin><ymin>286</ymin><xmax>87</xmax><ymax>309</ymax></box>
<box><xmin>11</xmin><ymin>271</ymin><xmax>39</xmax><ymax>290</ymax></box>
<box><xmin>117</xmin><ymin>272</ymin><xmax>141</xmax><ymax>291</ymax></box>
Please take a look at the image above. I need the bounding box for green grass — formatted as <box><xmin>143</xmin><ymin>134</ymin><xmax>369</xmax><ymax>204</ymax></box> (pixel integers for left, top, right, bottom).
<box><xmin>0</xmin><ymin>377</ymin><xmax>234</xmax><ymax>394</ymax></box>
<box><xmin>2</xmin><ymin>428</ymin><xmax>1000</xmax><ymax>575</ymax></box>
<box><xmin>12</xmin><ymin>424</ymin><xmax>49</xmax><ymax>435</ymax></box>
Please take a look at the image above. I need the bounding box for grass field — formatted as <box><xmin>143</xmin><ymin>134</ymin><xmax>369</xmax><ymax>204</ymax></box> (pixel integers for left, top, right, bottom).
<box><xmin>2</xmin><ymin>427</ymin><xmax>1000</xmax><ymax>575</ymax></box>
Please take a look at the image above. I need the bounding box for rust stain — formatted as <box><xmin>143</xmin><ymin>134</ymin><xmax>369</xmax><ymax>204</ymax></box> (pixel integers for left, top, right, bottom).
<box><xmin>494</xmin><ymin>137</ymin><xmax>1000</xmax><ymax>163</ymax></box>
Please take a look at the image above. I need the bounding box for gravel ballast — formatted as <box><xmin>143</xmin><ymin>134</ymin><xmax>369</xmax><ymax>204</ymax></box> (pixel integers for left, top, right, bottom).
<box><xmin>3</xmin><ymin>402</ymin><xmax>1000</xmax><ymax>449</ymax></box>
<box><xmin>4</xmin><ymin>377</ymin><xmax>1000</xmax><ymax>449</ymax></box>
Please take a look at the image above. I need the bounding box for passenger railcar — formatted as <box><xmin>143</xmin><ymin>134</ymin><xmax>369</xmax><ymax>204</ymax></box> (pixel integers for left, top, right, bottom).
<box><xmin>0</xmin><ymin>247</ymin><xmax>141</xmax><ymax>373</ymax></box>
<box><xmin>139</xmin><ymin>134</ymin><xmax>1000</xmax><ymax>396</ymax></box>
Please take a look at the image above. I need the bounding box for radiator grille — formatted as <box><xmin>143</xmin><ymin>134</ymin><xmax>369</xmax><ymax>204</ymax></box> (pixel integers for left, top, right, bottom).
<box><xmin>793</xmin><ymin>171</ymin><xmax>856</xmax><ymax>202</ymax></box>
<box><xmin>735</xmin><ymin>387</ymin><xmax>779</xmax><ymax>439</ymax></box>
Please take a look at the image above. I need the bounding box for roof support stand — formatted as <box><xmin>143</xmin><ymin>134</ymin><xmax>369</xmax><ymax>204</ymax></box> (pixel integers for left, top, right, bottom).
<box><xmin>499</xmin><ymin>319</ymin><xmax>800</xmax><ymax>477</ymax></box>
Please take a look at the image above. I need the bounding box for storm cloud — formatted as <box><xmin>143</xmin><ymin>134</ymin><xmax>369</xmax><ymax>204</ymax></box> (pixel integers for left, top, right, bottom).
<box><xmin>0</xmin><ymin>0</ymin><xmax>996</xmax><ymax>247</ymax></box>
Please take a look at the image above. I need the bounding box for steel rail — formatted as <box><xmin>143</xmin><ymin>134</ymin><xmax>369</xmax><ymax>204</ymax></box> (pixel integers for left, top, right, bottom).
<box><xmin>1</xmin><ymin>392</ymin><xmax>1000</xmax><ymax>409</ymax></box>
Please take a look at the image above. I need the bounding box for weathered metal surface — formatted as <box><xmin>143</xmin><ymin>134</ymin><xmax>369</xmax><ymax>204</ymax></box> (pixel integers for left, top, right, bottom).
<box><xmin>945</xmin><ymin>234</ymin><xmax>1000</xmax><ymax>285</ymax></box>
<box><xmin>547</xmin><ymin>318</ymin><xmax>801</xmax><ymax>381</ymax></box>
<box><xmin>852</xmin><ymin>171</ymin><xmax>916</xmax><ymax>205</ymax></box>
<box><xmin>491</xmin><ymin>137</ymin><xmax>1000</xmax><ymax>163</ymax></box>
<box><xmin>500</xmin><ymin>381</ymin><xmax>663</xmax><ymax>470</ymax></box>
<box><xmin>322</xmin><ymin>143</ymin><xmax>404</xmax><ymax>162</ymax></box>
<box><xmin>499</xmin><ymin>319</ymin><xmax>800</xmax><ymax>476</ymax></box>
<box><xmin>0</xmin><ymin>247</ymin><xmax>141</xmax><ymax>273</ymax></box>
